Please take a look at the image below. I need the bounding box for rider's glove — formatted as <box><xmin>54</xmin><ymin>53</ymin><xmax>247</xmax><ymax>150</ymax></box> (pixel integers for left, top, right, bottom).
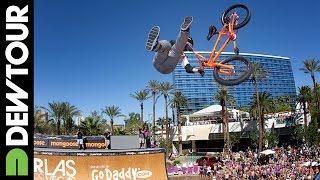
<box><xmin>198</xmin><ymin>69</ymin><xmax>205</xmax><ymax>77</ymax></box>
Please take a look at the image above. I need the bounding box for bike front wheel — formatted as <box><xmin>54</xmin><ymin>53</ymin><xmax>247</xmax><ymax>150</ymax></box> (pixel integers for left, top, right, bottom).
<box><xmin>221</xmin><ymin>4</ymin><xmax>251</xmax><ymax>30</ymax></box>
<box><xmin>213</xmin><ymin>56</ymin><xmax>252</xmax><ymax>86</ymax></box>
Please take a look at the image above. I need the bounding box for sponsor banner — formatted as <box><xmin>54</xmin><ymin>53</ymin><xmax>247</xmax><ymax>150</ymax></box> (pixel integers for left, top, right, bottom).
<box><xmin>34</xmin><ymin>153</ymin><xmax>168</xmax><ymax>180</ymax></box>
<box><xmin>49</xmin><ymin>138</ymin><xmax>106</xmax><ymax>149</ymax></box>
<box><xmin>34</xmin><ymin>148</ymin><xmax>166</xmax><ymax>157</ymax></box>
<box><xmin>34</xmin><ymin>137</ymin><xmax>106</xmax><ymax>149</ymax></box>
<box><xmin>1</xmin><ymin>0</ymin><xmax>34</xmax><ymax>178</ymax></box>
<box><xmin>34</xmin><ymin>138</ymin><xmax>49</xmax><ymax>148</ymax></box>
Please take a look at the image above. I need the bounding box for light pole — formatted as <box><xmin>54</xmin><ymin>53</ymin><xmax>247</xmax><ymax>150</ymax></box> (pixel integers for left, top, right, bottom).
<box><xmin>148</xmin><ymin>113</ymin><xmax>152</xmax><ymax>120</ymax></box>
<box><xmin>148</xmin><ymin>113</ymin><xmax>155</xmax><ymax>141</ymax></box>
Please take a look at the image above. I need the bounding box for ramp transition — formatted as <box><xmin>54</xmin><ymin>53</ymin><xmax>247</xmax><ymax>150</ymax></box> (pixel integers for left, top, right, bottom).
<box><xmin>34</xmin><ymin>148</ymin><xmax>168</xmax><ymax>180</ymax></box>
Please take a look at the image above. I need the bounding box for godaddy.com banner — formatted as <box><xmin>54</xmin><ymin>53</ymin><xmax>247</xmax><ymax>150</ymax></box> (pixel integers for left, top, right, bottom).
<box><xmin>1</xmin><ymin>0</ymin><xmax>34</xmax><ymax>179</ymax></box>
<box><xmin>34</xmin><ymin>152</ymin><xmax>168</xmax><ymax>180</ymax></box>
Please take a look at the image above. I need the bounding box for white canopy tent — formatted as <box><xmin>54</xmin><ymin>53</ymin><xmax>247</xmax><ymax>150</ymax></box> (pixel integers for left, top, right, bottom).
<box><xmin>190</xmin><ymin>105</ymin><xmax>223</xmax><ymax>117</ymax></box>
<box><xmin>260</xmin><ymin>149</ymin><xmax>275</xmax><ymax>155</ymax></box>
<box><xmin>189</xmin><ymin>105</ymin><xmax>249</xmax><ymax>119</ymax></box>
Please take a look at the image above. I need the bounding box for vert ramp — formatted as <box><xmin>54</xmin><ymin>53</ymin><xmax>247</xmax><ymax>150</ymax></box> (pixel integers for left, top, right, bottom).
<box><xmin>34</xmin><ymin>148</ymin><xmax>168</xmax><ymax>180</ymax></box>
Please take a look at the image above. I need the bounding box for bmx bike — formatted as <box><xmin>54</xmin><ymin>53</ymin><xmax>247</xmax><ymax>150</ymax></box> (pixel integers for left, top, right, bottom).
<box><xmin>188</xmin><ymin>4</ymin><xmax>252</xmax><ymax>86</ymax></box>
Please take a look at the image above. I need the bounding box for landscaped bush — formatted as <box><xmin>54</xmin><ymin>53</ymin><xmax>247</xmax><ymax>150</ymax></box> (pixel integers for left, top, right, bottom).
<box><xmin>173</xmin><ymin>160</ymin><xmax>180</xmax><ymax>166</ymax></box>
<box><xmin>182</xmin><ymin>149</ymin><xmax>189</xmax><ymax>155</ymax></box>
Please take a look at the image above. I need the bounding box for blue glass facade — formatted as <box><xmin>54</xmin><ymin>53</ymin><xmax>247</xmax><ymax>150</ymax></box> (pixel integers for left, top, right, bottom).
<box><xmin>173</xmin><ymin>52</ymin><xmax>296</xmax><ymax>113</ymax></box>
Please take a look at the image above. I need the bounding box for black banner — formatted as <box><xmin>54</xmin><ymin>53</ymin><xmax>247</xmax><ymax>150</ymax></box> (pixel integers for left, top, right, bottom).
<box><xmin>1</xmin><ymin>0</ymin><xmax>34</xmax><ymax>179</ymax></box>
<box><xmin>34</xmin><ymin>137</ymin><xmax>106</xmax><ymax>149</ymax></box>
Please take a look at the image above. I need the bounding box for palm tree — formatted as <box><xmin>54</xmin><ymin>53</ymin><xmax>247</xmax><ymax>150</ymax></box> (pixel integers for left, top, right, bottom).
<box><xmin>113</xmin><ymin>127</ymin><xmax>127</xmax><ymax>135</ymax></box>
<box><xmin>41</xmin><ymin>102</ymin><xmax>65</xmax><ymax>135</ymax></box>
<box><xmin>249</xmin><ymin>63</ymin><xmax>268</xmax><ymax>153</ymax></box>
<box><xmin>250</xmin><ymin>91</ymin><xmax>274</xmax><ymax>150</ymax></box>
<box><xmin>34</xmin><ymin>106</ymin><xmax>53</xmax><ymax>134</ymax></box>
<box><xmin>171</xmin><ymin>90</ymin><xmax>188</xmax><ymax>155</ymax></box>
<box><xmin>124</xmin><ymin>112</ymin><xmax>143</xmax><ymax>134</ymax></box>
<box><xmin>146</xmin><ymin>80</ymin><xmax>160</xmax><ymax>140</ymax></box>
<box><xmin>156</xmin><ymin>117</ymin><xmax>166</xmax><ymax>137</ymax></box>
<box><xmin>102</xmin><ymin>105</ymin><xmax>124</xmax><ymax>134</ymax></box>
<box><xmin>258</xmin><ymin>92</ymin><xmax>274</xmax><ymax>120</ymax></box>
<box><xmin>80</xmin><ymin>117</ymin><xmax>103</xmax><ymax>136</ymax></box>
<box><xmin>170</xmin><ymin>103</ymin><xmax>175</xmax><ymax>126</ymax></box>
<box><xmin>297</xmin><ymin>86</ymin><xmax>312</xmax><ymax>127</ymax></box>
<box><xmin>87</xmin><ymin>110</ymin><xmax>110</xmax><ymax>134</ymax></box>
<box><xmin>300</xmin><ymin>58</ymin><xmax>320</xmax><ymax>87</ymax></box>
<box><xmin>130</xmin><ymin>89</ymin><xmax>150</xmax><ymax>123</ymax></box>
<box><xmin>300</xmin><ymin>58</ymin><xmax>320</xmax><ymax>109</ymax></box>
<box><xmin>168</xmin><ymin>117</ymin><xmax>173</xmax><ymax>129</ymax></box>
<box><xmin>277</xmin><ymin>96</ymin><xmax>285</xmax><ymax>104</ymax></box>
<box><xmin>62</xmin><ymin>102</ymin><xmax>81</xmax><ymax>135</ymax></box>
<box><xmin>158</xmin><ymin>82</ymin><xmax>174</xmax><ymax>146</ymax></box>
<box><xmin>214</xmin><ymin>86</ymin><xmax>235</xmax><ymax>154</ymax></box>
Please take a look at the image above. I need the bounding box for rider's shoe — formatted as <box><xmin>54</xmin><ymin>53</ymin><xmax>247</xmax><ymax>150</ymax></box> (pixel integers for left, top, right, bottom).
<box><xmin>146</xmin><ymin>26</ymin><xmax>160</xmax><ymax>51</ymax></box>
<box><xmin>181</xmin><ymin>16</ymin><xmax>193</xmax><ymax>31</ymax></box>
<box><xmin>206</xmin><ymin>25</ymin><xmax>217</xmax><ymax>41</ymax></box>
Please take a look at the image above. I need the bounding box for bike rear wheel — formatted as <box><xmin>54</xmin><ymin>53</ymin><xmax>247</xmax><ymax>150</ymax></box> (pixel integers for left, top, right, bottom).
<box><xmin>213</xmin><ymin>56</ymin><xmax>252</xmax><ymax>86</ymax></box>
<box><xmin>221</xmin><ymin>4</ymin><xmax>251</xmax><ymax>30</ymax></box>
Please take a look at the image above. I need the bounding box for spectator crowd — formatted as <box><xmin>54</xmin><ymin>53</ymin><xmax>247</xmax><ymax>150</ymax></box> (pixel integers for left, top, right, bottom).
<box><xmin>168</xmin><ymin>144</ymin><xmax>320</xmax><ymax>179</ymax></box>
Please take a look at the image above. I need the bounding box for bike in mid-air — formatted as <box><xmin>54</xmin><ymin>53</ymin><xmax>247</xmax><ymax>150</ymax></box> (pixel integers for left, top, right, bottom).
<box><xmin>187</xmin><ymin>4</ymin><xmax>252</xmax><ymax>86</ymax></box>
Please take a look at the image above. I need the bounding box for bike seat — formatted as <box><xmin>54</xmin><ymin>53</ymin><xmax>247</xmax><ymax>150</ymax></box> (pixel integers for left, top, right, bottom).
<box><xmin>206</xmin><ymin>25</ymin><xmax>218</xmax><ymax>41</ymax></box>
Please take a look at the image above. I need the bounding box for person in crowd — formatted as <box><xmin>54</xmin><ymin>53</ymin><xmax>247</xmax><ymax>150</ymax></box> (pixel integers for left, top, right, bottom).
<box><xmin>76</xmin><ymin>128</ymin><xmax>84</xmax><ymax>150</ymax></box>
<box><xmin>138</xmin><ymin>128</ymin><xmax>145</xmax><ymax>148</ymax></box>
<box><xmin>104</xmin><ymin>130</ymin><xmax>111</xmax><ymax>149</ymax></box>
<box><xmin>151</xmin><ymin>140</ymin><xmax>158</xmax><ymax>148</ymax></box>
<box><xmin>143</xmin><ymin>125</ymin><xmax>151</xmax><ymax>148</ymax></box>
<box><xmin>82</xmin><ymin>137</ymin><xmax>87</xmax><ymax>150</ymax></box>
<box><xmin>313</xmin><ymin>163</ymin><xmax>320</xmax><ymax>180</ymax></box>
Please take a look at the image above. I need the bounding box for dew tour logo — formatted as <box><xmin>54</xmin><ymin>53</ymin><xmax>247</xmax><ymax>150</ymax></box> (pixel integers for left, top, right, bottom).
<box><xmin>2</xmin><ymin>0</ymin><xmax>33</xmax><ymax>178</ymax></box>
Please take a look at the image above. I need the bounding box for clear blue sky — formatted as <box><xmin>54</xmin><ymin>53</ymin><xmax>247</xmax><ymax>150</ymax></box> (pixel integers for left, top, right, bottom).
<box><xmin>35</xmin><ymin>0</ymin><xmax>320</xmax><ymax>124</ymax></box>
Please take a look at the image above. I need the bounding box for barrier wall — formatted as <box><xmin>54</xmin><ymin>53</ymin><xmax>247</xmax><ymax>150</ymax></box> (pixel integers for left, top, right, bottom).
<box><xmin>110</xmin><ymin>135</ymin><xmax>139</xmax><ymax>149</ymax></box>
<box><xmin>34</xmin><ymin>136</ymin><xmax>106</xmax><ymax>149</ymax></box>
<box><xmin>34</xmin><ymin>148</ymin><xmax>168</xmax><ymax>180</ymax></box>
